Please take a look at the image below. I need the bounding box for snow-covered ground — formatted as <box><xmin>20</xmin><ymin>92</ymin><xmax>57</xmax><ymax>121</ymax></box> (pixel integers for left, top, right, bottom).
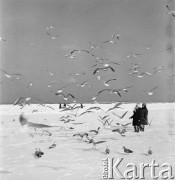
<box><xmin>0</xmin><ymin>103</ymin><xmax>175</xmax><ymax>180</ymax></box>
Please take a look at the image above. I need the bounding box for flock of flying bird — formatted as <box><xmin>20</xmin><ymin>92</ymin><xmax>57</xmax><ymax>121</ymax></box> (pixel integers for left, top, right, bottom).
<box><xmin>1</xmin><ymin>31</ymin><xmax>174</xmax><ymax>105</ymax></box>
<box><xmin>2</xmin><ymin>2</ymin><xmax>174</xmax><ymax>168</ymax></box>
<box><xmin>1</xmin><ymin>2</ymin><xmax>175</xmax><ymax>104</ymax></box>
<box><xmin>17</xmin><ymin>101</ymin><xmax>153</xmax><ymax>158</ymax></box>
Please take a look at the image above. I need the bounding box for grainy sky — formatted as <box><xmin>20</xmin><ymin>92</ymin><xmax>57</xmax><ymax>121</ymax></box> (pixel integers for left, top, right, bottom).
<box><xmin>0</xmin><ymin>0</ymin><xmax>175</xmax><ymax>104</ymax></box>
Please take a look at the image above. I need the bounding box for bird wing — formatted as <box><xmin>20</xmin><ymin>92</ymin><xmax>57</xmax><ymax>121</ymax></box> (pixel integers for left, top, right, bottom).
<box><xmin>150</xmin><ymin>86</ymin><xmax>158</xmax><ymax>91</ymax></box>
<box><xmin>113</xmin><ymin>102</ymin><xmax>122</xmax><ymax>108</ymax></box>
<box><xmin>112</xmin><ymin>90</ymin><xmax>121</xmax><ymax>97</ymax></box>
<box><xmin>13</xmin><ymin>97</ymin><xmax>25</xmax><ymax>105</ymax></box>
<box><xmin>79</xmin><ymin>110</ymin><xmax>92</xmax><ymax>116</ymax></box>
<box><xmin>124</xmin><ymin>86</ymin><xmax>134</xmax><ymax>89</ymax></box>
<box><xmin>81</xmin><ymin>50</ymin><xmax>90</xmax><ymax>53</ymax></box>
<box><xmin>105</xmin><ymin>78</ymin><xmax>117</xmax><ymax>84</ymax></box>
<box><xmin>112</xmin><ymin>129</ymin><xmax>120</xmax><ymax>132</ymax></box>
<box><xmin>98</xmin><ymin>116</ymin><xmax>103</xmax><ymax>120</ymax></box>
<box><xmin>67</xmin><ymin>94</ymin><xmax>75</xmax><ymax>98</ymax></box>
<box><xmin>107</xmin><ymin>107</ymin><xmax>115</xmax><ymax>112</ymax></box>
<box><xmin>89</xmin><ymin>130</ymin><xmax>97</xmax><ymax>133</ymax></box>
<box><xmin>86</xmin><ymin>107</ymin><xmax>101</xmax><ymax>111</ymax></box>
<box><xmin>166</xmin><ymin>4</ymin><xmax>171</xmax><ymax>12</ymax></box>
<box><xmin>95</xmin><ymin>141</ymin><xmax>106</xmax><ymax>144</ymax></box>
<box><xmin>144</xmin><ymin>72</ymin><xmax>152</xmax><ymax>76</ymax></box>
<box><xmin>0</xmin><ymin>68</ymin><xmax>9</xmax><ymax>74</ymax></box>
<box><xmin>122</xmin><ymin>122</ymin><xmax>132</xmax><ymax>126</ymax></box>
<box><xmin>93</xmin><ymin>68</ymin><xmax>101</xmax><ymax>75</ymax></box>
<box><xmin>102</xmin><ymin>115</ymin><xmax>110</xmax><ymax>119</ymax></box>
<box><xmin>115</xmin><ymin>114</ymin><xmax>121</xmax><ymax>118</ymax></box>
<box><xmin>121</xmin><ymin>111</ymin><xmax>128</xmax><ymax>118</ymax></box>
<box><xmin>97</xmin><ymin>89</ymin><xmax>113</xmax><ymax>95</ymax></box>
<box><xmin>102</xmin><ymin>40</ymin><xmax>110</xmax><ymax>44</ymax></box>
<box><xmin>109</xmin><ymin>119</ymin><xmax>114</xmax><ymax>125</ymax></box>
<box><xmin>44</xmin><ymin>105</ymin><xmax>55</xmax><ymax>110</ymax></box>
<box><xmin>55</xmin><ymin>92</ymin><xmax>64</xmax><ymax>97</ymax></box>
<box><xmin>103</xmin><ymin>119</ymin><xmax>109</xmax><ymax>125</ymax></box>
<box><xmin>72</xmin><ymin>122</ymin><xmax>85</xmax><ymax>125</ymax></box>
<box><xmin>107</xmin><ymin>66</ymin><xmax>115</xmax><ymax>72</ymax></box>
<box><xmin>70</xmin><ymin>50</ymin><xmax>78</xmax><ymax>54</ymax></box>
<box><xmin>91</xmin><ymin>64</ymin><xmax>98</xmax><ymax>68</ymax></box>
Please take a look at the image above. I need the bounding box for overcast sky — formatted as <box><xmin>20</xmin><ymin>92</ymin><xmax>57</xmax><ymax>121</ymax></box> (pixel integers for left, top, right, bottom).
<box><xmin>0</xmin><ymin>0</ymin><xmax>175</xmax><ymax>104</ymax></box>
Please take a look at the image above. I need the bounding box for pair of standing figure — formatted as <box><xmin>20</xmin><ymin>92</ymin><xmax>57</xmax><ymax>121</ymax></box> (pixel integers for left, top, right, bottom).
<box><xmin>129</xmin><ymin>103</ymin><xmax>148</xmax><ymax>132</ymax></box>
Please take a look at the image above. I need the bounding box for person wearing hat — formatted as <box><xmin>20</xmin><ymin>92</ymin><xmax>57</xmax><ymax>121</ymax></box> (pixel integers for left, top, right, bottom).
<box><xmin>139</xmin><ymin>103</ymin><xmax>148</xmax><ymax>132</ymax></box>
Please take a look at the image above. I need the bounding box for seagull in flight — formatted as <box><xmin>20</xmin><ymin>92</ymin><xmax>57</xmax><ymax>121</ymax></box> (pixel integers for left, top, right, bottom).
<box><xmin>73</xmin><ymin>133</ymin><xmax>88</xmax><ymax>139</ymax></box>
<box><xmin>111</xmin><ymin>33</ymin><xmax>120</xmax><ymax>40</ymax></box>
<box><xmin>60</xmin><ymin>119</ymin><xmax>75</xmax><ymax>123</ymax></box>
<box><xmin>77</xmin><ymin>81</ymin><xmax>89</xmax><ymax>88</ymax></box>
<box><xmin>46</xmin><ymin>32</ymin><xmax>58</xmax><ymax>39</ymax></box>
<box><xmin>98</xmin><ymin>115</ymin><xmax>110</xmax><ymax>120</ymax></box>
<box><xmin>54</xmin><ymin>84</ymin><xmax>71</xmax><ymax>93</ymax></box>
<box><xmin>98</xmin><ymin>118</ymin><xmax>113</xmax><ymax>127</ymax></box>
<box><xmin>86</xmin><ymin>106</ymin><xmax>103</xmax><ymax>111</ymax></box>
<box><xmin>121</xmin><ymin>122</ymin><xmax>132</xmax><ymax>127</ymax></box>
<box><xmin>146</xmin><ymin>86</ymin><xmax>158</xmax><ymax>96</ymax></box>
<box><xmin>79</xmin><ymin>110</ymin><xmax>94</xmax><ymax>117</ymax></box>
<box><xmin>46</xmin><ymin>69</ymin><xmax>54</xmax><ymax>76</ymax></box>
<box><xmin>70</xmin><ymin>49</ymin><xmax>90</xmax><ymax>55</ymax></box>
<box><xmin>55</xmin><ymin>93</ymin><xmax>75</xmax><ymax>101</ymax></box>
<box><xmin>104</xmin><ymin>78</ymin><xmax>117</xmax><ymax>87</ymax></box>
<box><xmin>65</xmin><ymin>50</ymin><xmax>90</xmax><ymax>59</ymax></box>
<box><xmin>129</xmin><ymin>68</ymin><xmax>139</xmax><ymax>75</ymax></box>
<box><xmin>90</xmin><ymin>139</ymin><xmax>106</xmax><ymax>149</ymax></box>
<box><xmin>26</xmin><ymin>82</ymin><xmax>33</xmax><ymax>88</ymax></box>
<box><xmin>106</xmin><ymin>102</ymin><xmax>122</xmax><ymax>112</ymax></box>
<box><xmin>102</xmin><ymin>33</ymin><xmax>120</xmax><ymax>44</ymax></box>
<box><xmin>89</xmin><ymin>127</ymin><xmax>100</xmax><ymax>135</ymax></box>
<box><xmin>102</xmin><ymin>40</ymin><xmax>118</xmax><ymax>44</ymax></box>
<box><xmin>115</xmin><ymin>111</ymin><xmax>128</xmax><ymax>119</ymax></box>
<box><xmin>137</xmin><ymin>72</ymin><xmax>152</xmax><ymax>78</ymax></box>
<box><xmin>97</xmin><ymin>89</ymin><xmax>121</xmax><ymax>97</ymax></box>
<box><xmin>93</xmin><ymin>66</ymin><xmax>115</xmax><ymax>75</ymax></box>
<box><xmin>0</xmin><ymin>69</ymin><xmax>22</xmax><ymax>80</ymax></box>
<box><xmin>14</xmin><ymin>97</ymin><xmax>44</xmax><ymax>107</ymax></box>
<box><xmin>166</xmin><ymin>5</ymin><xmax>175</xmax><ymax>17</ymax></box>
<box><xmin>117</xmin><ymin>86</ymin><xmax>133</xmax><ymax>93</ymax></box>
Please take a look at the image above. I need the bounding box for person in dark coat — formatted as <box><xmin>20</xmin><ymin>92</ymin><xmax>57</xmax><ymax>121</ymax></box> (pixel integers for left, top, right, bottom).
<box><xmin>129</xmin><ymin>104</ymin><xmax>139</xmax><ymax>132</ymax></box>
<box><xmin>139</xmin><ymin>103</ymin><xmax>148</xmax><ymax>132</ymax></box>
